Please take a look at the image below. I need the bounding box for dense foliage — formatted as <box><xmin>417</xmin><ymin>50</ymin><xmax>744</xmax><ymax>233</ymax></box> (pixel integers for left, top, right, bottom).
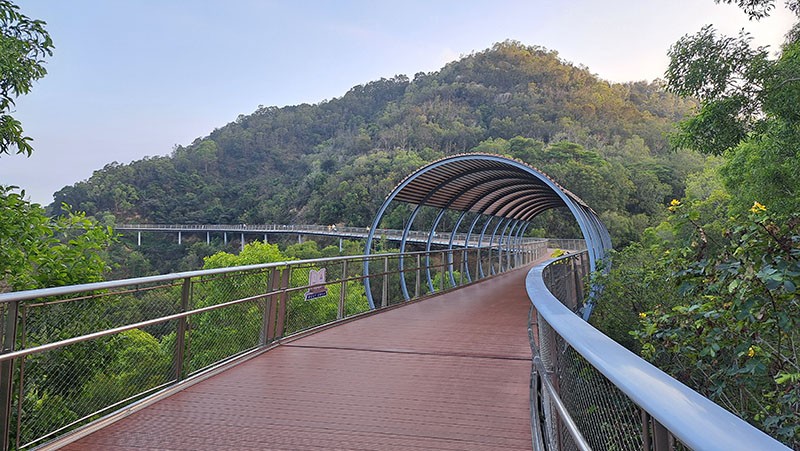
<box><xmin>594</xmin><ymin>200</ymin><xmax>800</xmax><ymax>445</ymax></box>
<box><xmin>595</xmin><ymin>3</ymin><xmax>800</xmax><ymax>446</ymax></box>
<box><xmin>52</xmin><ymin>41</ymin><xmax>700</xmax><ymax>248</ymax></box>
<box><xmin>0</xmin><ymin>186</ymin><xmax>114</xmax><ymax>291</ymax></box>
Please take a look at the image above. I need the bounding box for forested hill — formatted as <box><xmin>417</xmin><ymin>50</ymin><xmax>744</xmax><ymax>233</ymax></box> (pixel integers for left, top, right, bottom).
<box><xmin>51</xmin><ymin>41</ymin><xmax>701</xmax><ymax>244</ymax></box>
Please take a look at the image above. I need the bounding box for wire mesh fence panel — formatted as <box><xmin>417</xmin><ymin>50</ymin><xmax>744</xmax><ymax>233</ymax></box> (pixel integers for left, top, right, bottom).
<box><xmin>185</xmin><ymin>295</ymin><xmax>264</xmax><ymax>375</ymax></box>
<box><xmin>383</xmin><ymin>255</ymin><xmax>406</xmax><ymax>307</ymax></box>
<box><xmin>556</xmin><ymin>420</ymin><xmax>582</xmax><ymax>451</ymax></box>
<box><xmin>399</xmin><ymin>254</ymin><xmax>422</xmax><ymax>300</ymax></box>
<box><xmin>558</xmin><ymin>346</ymin><xmax>644</xmax><ymax>451</ymax></box>
<box><xmin>275</xmin><ymin>258</ymin><xmax>372</xmax><ymax>334</ymax></box>
<box><xmin>20</xmin><ymin>283</ymin><xmax>181</xmax><ymax>345</ymax></box>
<box><xmin>191</xmin><ymin>269</ymin><xmax>271</xmax><ymax>310</ymax></box>
<box><xmin>366</xmin><ymin>255</ymin><xmax>389</xmax><ymax>308</ymax></box>
<box><xmin>14</xmin><ymin>322</ymin><xmax>177</xmax><ymax>449</ymax></box>
<box><xmin>427</xmin><ymin>253</ymin><xmax>445</xmax><ymax>295</ymax></box>
<box><xmin>538</xmin><ymin>254</ymin><xmax>633</xmax><ymax>451</ymax></box>
<box><xmin>535</xmin><ymin>253</ymin><xmax>710</xmax><ymax>451</ymax></box>
<box><xmin>10</xmin><ymin>283</ymin><xmax>185</xmax><ymax>449</ymax></box>
<box><xmin>341</xmin><ymin>259</ymin><xmax>370</xmax><ymax>319</ymax></box>
<box><xmin>179</xmin><ymin>269</ymin><xmax>270</xmax><ymax>375</ymax></box>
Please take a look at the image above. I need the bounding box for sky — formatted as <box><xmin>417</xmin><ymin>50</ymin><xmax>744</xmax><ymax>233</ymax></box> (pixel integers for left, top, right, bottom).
<box><xmin>1</xmin><ymin>0</ymin><xmax>795</xmax><ymax>205</ymax></box>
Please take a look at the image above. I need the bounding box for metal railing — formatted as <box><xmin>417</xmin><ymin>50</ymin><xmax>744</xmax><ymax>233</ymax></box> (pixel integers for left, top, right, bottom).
<box><xmin>526</xmin><ymin>252</ymin><xmax>791</xmax><ymax>451</ymax></box>
<box><xmin>114</xmin><ymin>223</ymin><xmax>548</xmax><ymax>247</ymax></box>
<box><xmin>0</xmin><ymin>242</ymin><xmax>545</xmax><ymax>450</ymax></box>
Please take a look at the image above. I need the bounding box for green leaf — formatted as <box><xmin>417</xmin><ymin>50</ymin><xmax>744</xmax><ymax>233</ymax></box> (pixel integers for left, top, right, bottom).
<box><xmin>728</xmin><ymin>279</ymin><xmax>741</xmax><ymax>292</ymax></box>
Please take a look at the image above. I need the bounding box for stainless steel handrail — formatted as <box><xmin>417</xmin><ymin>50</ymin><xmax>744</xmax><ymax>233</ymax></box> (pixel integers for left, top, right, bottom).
<box><xmin>526</xmin><ymin>254</ymin><xmax>791</xmax><ymax>451</ymax></box>
<box><xmin>0</xmin><ymin>248</ymin><xmax>485</xmax><ymax>305</ymax></box>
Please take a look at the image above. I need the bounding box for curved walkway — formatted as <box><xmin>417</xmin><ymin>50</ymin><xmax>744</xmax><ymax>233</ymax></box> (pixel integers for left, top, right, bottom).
<box><xmin>62</xmin><ymin>266</ymin><xmax>537</xmax><ymax>450</ymax></box>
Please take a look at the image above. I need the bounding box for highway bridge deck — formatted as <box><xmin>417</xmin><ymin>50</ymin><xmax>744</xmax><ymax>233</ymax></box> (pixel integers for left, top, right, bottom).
<box><xmin>62</xmin><ymin>265</ymin><xmax>536</xmax><ymax>450</ymax></box>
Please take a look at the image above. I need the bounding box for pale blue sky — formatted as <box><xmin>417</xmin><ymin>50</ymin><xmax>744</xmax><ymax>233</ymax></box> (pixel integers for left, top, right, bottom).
<box><xmin>1</xmin><ymin>0</ymin><xmax>795</xmax><ymax>205</ymax></box>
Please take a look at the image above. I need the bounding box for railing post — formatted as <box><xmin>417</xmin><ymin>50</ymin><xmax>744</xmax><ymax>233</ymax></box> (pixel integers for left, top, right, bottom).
<box><xmin>642</xmin><ymin>411</ymin><xmax>670</xmax><ymax>451</ymax></box>
<box><xmin>447</xmin><ymin>250</ymin><xmax>454</xmax><ymax>287</ymax></box>
<box><xmin>439</xmin><ymin>252</ymin><xmax>445</xmax><ymax>292</ymax></box>
<box><xmin>652</xmin><ymin>416</ymin><xmax>670</xmax><ymax>451</ymax></box>
<box><xmin>265</xmin><ymin>267</ymin><xmax>282</xmax><ymax>342</ymax></box>
<box><xmin>415</xmin><ymin>254</ymin><xmax>421</xmax><ymax>298</ymax></box>
<box><xmin>641</xmin><ymin>410</ymin><xmax>651</xmax><ymax>451</ymax></box>
<box><xmin>573</xmin><ymin>256</ymin><xmax>584</xmax><ymax>308</ymax></box>
<box><xmin>337</xmin><ymin>260</ymin><xmax>348</xmax><ymax>320</ymax></box>
<box><xmin>460</xmin><ymin>249</ymin><xmax>465</xmax><ymax>286</ymax></box>
<box><xmin>173</xmin><ymin>278</ymin><xmax>190</xmax><ymax>381</ymax></box>
<box><xmin>275</xmin><ymin>266</ymin><xmax>291</xmax><ymax>338</ymax></box>
<box><xmin>260</xmin><ymin>269</ymin><xmax>274</xmax><ymax>346</ymax></box>
<box><xmin>0</xmin><ymin>301</ymin><xmax>19</xmax><ymax>451</ymax></box>
<box><xmin>381</xmin><ymin>257</ymin><xmax>389</xmax><ymax>308</ymax></box>
<box><xmin>476</xmin><ymin>246</ymin><xmax>482</xmax><ymax>279</ymax></box>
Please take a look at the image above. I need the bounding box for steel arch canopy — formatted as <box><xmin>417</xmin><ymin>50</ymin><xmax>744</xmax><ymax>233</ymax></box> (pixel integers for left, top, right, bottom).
<box><xmin>363</xmin><ymin>153</ymin><xmax>611</xmax><ymax>310</ymax></box>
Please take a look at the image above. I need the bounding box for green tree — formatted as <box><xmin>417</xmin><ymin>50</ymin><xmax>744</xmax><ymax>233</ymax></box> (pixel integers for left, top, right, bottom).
<box><xmin>0</xmin><ymin>186</ymin><xmax>115</xmax><ymax>291</ymax></box>
<box><xmin>666</xmin><ymin>5</ymin><xmax>800</xmax><ymax>216</ymax></box>
<box><xmin>667</xmin><ymin>25</ymin><xmax>773</xmax><ymax>156</ymax></box>
<box><xmin>202</xmin><ymin>241</ymin><xmax>285</xmax><ymax>269</ymax></box>
<box><xmin>714</xmin><ymin>0</ymin><xmax>799</xmax><ymax>19</ymax></box>
<box><xmin>0</xmin><ymin>0</ymin><xmax>53</xmax><ymax>156</ymax></box>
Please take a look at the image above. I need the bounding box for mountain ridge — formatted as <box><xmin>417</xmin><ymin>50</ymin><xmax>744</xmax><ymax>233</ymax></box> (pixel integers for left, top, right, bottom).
<box><xmin>51</xmin><ymin>40</ymin><xmax>701</xmax><ymax>244</ymax></box>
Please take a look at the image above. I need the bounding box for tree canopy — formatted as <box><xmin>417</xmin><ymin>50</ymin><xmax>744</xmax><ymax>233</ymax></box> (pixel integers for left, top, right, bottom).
<box><xmin>0</xmin><ymin>0</ymin><xmax>53</xmax><ymax>157</ymax></box>
<box><xmin>666</xmin><ymin>6</ymin><xmax>800</xmax><ymax>216</ymax></box>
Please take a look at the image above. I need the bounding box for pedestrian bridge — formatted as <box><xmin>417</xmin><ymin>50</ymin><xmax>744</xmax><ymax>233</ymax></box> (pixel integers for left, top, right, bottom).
<box><xmin>0</xmin><ymin>154</ymin><xmax>789</xmax><ymax>450</ymax></box>
<box><xmin>113</xmin><ymin>223</ymin><xmax>560</xmax><ymax>252</ymax></box>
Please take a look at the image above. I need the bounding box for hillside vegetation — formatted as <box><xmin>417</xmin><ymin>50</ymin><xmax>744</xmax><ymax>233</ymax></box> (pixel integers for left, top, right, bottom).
<box><xmin>51</xmin><ymin>41</ymin><xmax>700</xmax><ymax>245</ymax></box>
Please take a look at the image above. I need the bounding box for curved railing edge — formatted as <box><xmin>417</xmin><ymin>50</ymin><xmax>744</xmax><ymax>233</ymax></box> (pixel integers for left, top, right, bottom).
<box><xmin>526</xmin><ymin>254</ymin><xmax>790</xmax><ymax>451</ymax></box>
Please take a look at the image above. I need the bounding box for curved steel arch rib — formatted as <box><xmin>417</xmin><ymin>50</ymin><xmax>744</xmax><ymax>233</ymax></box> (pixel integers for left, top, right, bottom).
<box><xmin>363</xmin><ymin>153</ymin><xmax>611</xmax><ymax>310</ymax></box>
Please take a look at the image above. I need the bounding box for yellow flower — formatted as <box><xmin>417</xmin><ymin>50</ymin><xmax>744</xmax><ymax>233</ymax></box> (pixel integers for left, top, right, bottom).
<box><xmin>747</xmin><ymin>346</ymin><xmax>756</xmax><ymax>358</ymax></box>
<box><xmin>670</xmin><ymin>199</ymin><xmax>681</xmax><ymax>207</ymax></box>
<box><xmin>749</xmin><ymin>201</ymin><xmax>766</xmax><ymax>214</ymax></box>
<box><xmin>639</xmin><ymin>312</ymin><xmax>647</xmax><ymax>319</ymax></box>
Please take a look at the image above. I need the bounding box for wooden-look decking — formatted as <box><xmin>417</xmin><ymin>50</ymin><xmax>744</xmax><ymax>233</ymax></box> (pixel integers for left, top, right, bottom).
<box><xmin>61</xmin><ymin>266</ymin><xmax>536</xmax><ymax>450</ymax></box>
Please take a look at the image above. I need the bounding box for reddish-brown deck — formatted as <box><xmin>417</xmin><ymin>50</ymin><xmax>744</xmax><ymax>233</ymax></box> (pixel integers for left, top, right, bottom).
<box><xmin>62</xmin><ymin>266</ymin><xmax>535</xmax><ymax>450</ymax></box>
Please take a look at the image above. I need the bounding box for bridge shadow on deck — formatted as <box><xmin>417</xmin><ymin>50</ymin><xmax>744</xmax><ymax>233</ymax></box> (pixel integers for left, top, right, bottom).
<box><xmin>62</xmin><ymin>266</ymin><xmax>537</xmax><ymax>451</ymax></box>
